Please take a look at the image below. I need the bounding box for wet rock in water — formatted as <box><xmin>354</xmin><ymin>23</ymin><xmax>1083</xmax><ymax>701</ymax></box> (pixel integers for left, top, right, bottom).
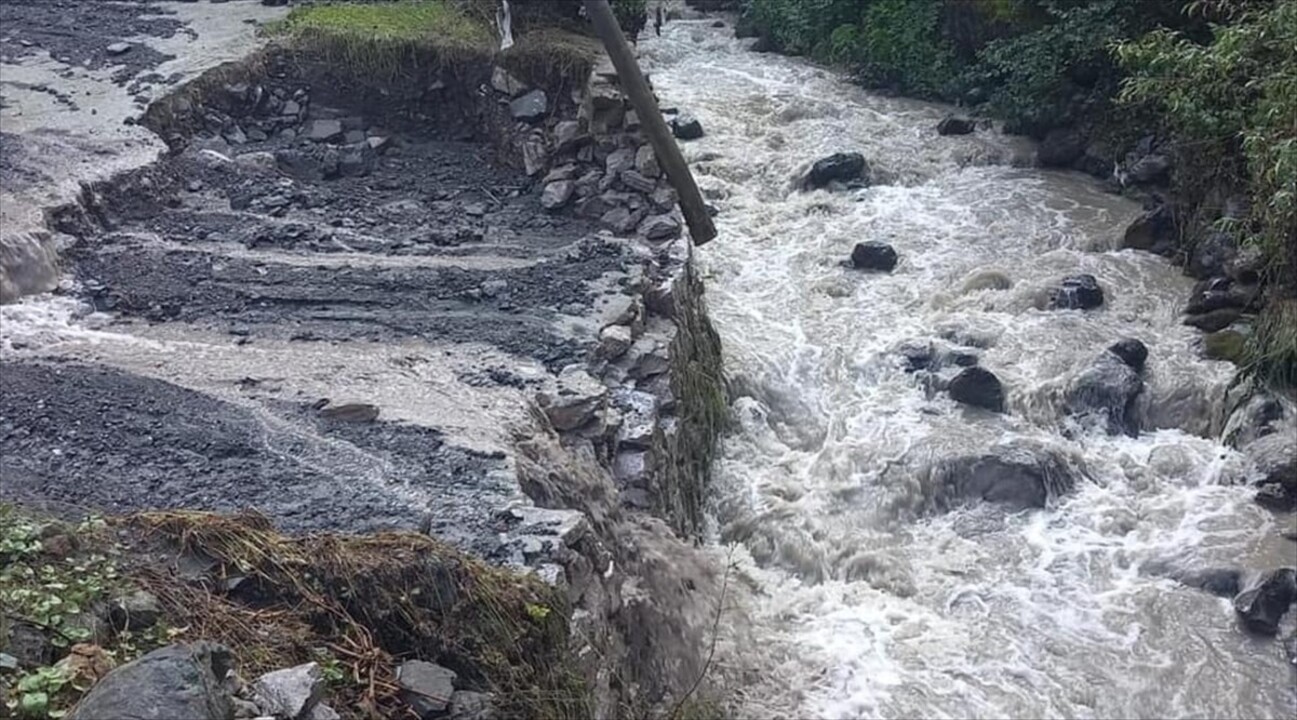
<box><xmin>1123</xmin><ymin>204</ymin><xmax>1175</xmax><ymax>254</ymax></box>
<box><xmin>1188</xmin><ymin>231</ymin><xmax>1237</xmax><ymax>280</ymax></box>
<box><xmin>850</xmin><ymin>241</ymin><xmax>898</xmax><ymax>271</ymax></box>
<box><xmin>805</xmin><ymin>152</ymin><xmax>868</xmax><ymax>189</ymax></box>
<box><xmin>1048</xmin><ymin>274</ymin><xmax>1104</xmax><ymax>310</ymax></box>
<box><xmin>1064</xmin><ymin>350</ymin><xmax>1144</xmax><ymax>436</ymax></box>
<box><xmin>109</xmin><ymin>589</ymin><xmax>161</xmax><ymax>631</ymax></box>
<box><xmin>1255</xmin><ymin>484</ymin><xmax>1297</xmax><ymax>511</ymax></box>
<box><xmin>1186</xmin><ymin>277</ymin><xmax>1241</xmax><ymax>315</ymax></box>
<box><xmin>1233</xmin><ymin>568</ymin><xmax>1297</xmax><ymax>635</ymax></box>
<box><xmin>639</xmin><ymin>213</ymin><xmax>681</xmax><ymax>241</ymax></box>
<box><xmin>305</xmin><ymin>119</ymin><xmax>343</xmax><ymax>143</ymax></box>
<box><xmin>541</xmin><ymin>180</ymin><xmax>575</xmax><ymax>211</ymax></box>
<box><xmin>397</xmin><ymin>660</ymin><xmax>457</xmax><ymax>718</ymax></box>
<box><xmin>253</xmin><ymin>662</ymin><xmax>325</xmax><ymax>719</ymax></box>
<box><xmin>540</xmin><ymin>366</ymin><xmax>607</xmax><ymax>431</ymax></box>
<box><xmin>1107</xmin><ymin>338</ymin><xmax>1149</xmax><ymax>373</ymax></box>
<box><xmin>510</xmin><ymin>89</ymin><xmax>548</xmax><ymax>122</ymax></box>
<box><xmin>68</xmin><ymin>643</ymin><xmax>234</xmax><ymax>720</ymax></box>
<box><xmin>106</xmin><ymin>42</ymin><xmax>132</xmax><ymax>56</ymax></box>
<box><xmin>937</xmin><ymin>115</ymin><xmax>975</xmax><ymax>136</ymax></box>
<box><xmin>1246</xmin><ymin>433</ymin><xmax>1297</xmax><ymax>509</ymax></box>
<box><xmin>1037</xmin><ymin>127</ymin><xmax>1085</xmax><ymax>167</ymax></box>
<box><xmin>1127</xmin><ymin>153</ymin><xmax>1171</xmax><ymax>185</ymax></box>
<box><xmin>934</xmin><ymin>443</ymin><xmax>1078</xmax><ymax>510</ymax></box>
<box><xmin>671</xmin><ymin>114</ymin><xmax>704</xmax><ymax>140</ymax></box>
<box><xmin>1175</xmin><ymin>567</ymin><xmax>1242</xmax><ymax>597</ymax></box>
<box><xmin>1184</xmin><ymin>307</ymin><xmax>1242</xmax><ymax>333</ymax></box>
<box><xmin>319</xmin><ymin>403</ymin><xmax>380</xmax><ymax>423</ymax></box>
<box><xmin>947</xmin><ymin>366</ymin><xmax>1005</xmax><ymax>413</ymax></box>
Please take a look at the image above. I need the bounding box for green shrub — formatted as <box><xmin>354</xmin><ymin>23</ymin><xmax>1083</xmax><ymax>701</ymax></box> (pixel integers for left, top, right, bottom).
<box><xmin>1116</xmin><ymin>0</ymin><xmax>1297</xmax><ymax>286</ymax></box>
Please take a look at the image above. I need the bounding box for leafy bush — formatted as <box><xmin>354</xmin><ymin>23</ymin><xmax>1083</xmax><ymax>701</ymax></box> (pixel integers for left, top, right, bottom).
<box><xmin>1116</xmin><ymin>0</ymin><xmax>1297</xmax><ymax>285</ymax></box>
<box><xmin>968</xmin><ymin>0</ymin><xmax>1134</xmax><ymax>135</ymax></box>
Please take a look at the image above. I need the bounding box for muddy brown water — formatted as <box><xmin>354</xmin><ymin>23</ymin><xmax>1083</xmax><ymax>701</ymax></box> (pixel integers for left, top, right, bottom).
<box><xmin>642</xmin><ymin>17</ymin><xmax>1297</xmax><ymax>720</ymax></box>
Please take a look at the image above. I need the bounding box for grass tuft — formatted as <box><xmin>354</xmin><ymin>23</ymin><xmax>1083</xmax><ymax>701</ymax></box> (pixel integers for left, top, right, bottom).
<box><xmin>1246</xmin><ymin>298</ymin><xmax>1297</xmax><ymax>391</ymax></box>
<box><xmin>269</xmin><ymin>0</ymin><xmax>494</xmax><ymax>78</ymax></box>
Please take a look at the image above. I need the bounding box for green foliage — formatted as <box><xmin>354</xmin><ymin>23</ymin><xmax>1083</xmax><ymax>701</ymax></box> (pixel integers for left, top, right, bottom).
<box><xmin>1</xmin><ymin>510</ymin><xmax>122</xmax><ymax>719</ymax></box>
<box><xmin>745</xmin><ymin>0</ymin><xmax>955</xmax><ymax>96</ymax></box>
<box><xmin>969</xmin><ymin>0</ymin><xmax>1132</xmax><ymax>134</ymax></box>
<box><xmin>1116</xmin><ymin>0</ymin><xmax>1297</xmax><ymax>287</ymax></box>
<box><xmin>853</xmin><ymin>0</ymin><xmax>956</xmax><ymax>96</ymax></box>
<box><xmin>273</xmin><ymin>0</ymin><xmax>490</xmax><ymax>45</ymax></box>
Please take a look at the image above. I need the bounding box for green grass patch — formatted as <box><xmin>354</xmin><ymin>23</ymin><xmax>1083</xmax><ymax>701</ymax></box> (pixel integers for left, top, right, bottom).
<box><xmin>269</xmin><ymin>0</ymin><xmax>494</xmax><ymax>77</ymax></box>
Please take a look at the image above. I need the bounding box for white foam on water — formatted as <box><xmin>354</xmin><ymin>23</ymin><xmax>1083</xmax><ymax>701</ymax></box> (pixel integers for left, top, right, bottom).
<box><xmin>645</xmin><ymin>18</ymin><xmax>1295</xmax><ymax>720</ymax></box>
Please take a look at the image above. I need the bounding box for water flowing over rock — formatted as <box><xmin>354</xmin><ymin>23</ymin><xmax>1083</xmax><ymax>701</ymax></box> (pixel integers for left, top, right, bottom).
<box><xmin>850</xmin><ymin>241</ymin><xmax>898</xmax><ymax>271</ymax></box>
<box><xmin>937</xmin><ymin>115</ymin><xmax>975</xmax><ymax>135</ymax></box>
<box><xmin>930</xmin><ymin>443</ymin><xmax>1081</xmax><ymax>511</ymax></box>
<box><xmin>947</xmin><ymin>366</ymin><xmax>1006</xmax><ymax>412</ymax></box>
<box><xmin>1233</xmin><ymin>568</ymin><xmax>1297</xmax><ymax>635</ymax></box>
<box><xmin>804</xmin><ymin>152</ymin><xmax>868</xmax><ymax>189</ymax></box>
<box><xmin>1064</xmin><ymin>344</ymin><xmax>1145</xmax><ymax>436</ymax></box>
<box><xmin>670</xmin><ymin>114</ymin><xmax>704</xmax><ymax>140</ymax></box>
<box><xmin>1048</xmin><ymin>273</ymin><xmax>1105</xmax><ymax>310</ymax></box>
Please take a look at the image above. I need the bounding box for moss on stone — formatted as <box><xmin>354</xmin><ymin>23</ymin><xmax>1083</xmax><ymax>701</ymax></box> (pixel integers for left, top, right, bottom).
<box><xmin>1204</xmin><ymin>329</ymin><xmax>1248</xmax><ymax>364</ymax></box>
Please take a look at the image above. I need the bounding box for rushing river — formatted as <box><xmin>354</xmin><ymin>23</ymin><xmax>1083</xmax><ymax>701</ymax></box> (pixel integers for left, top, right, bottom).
<box><xmin>643</xmin><ymin>17</ymin><xmax>1296</xmax><ymax>720</ymax></box>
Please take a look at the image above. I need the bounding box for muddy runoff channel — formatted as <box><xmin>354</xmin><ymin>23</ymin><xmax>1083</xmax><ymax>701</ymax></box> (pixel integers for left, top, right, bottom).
<box><xmin>1</xmin><ymin>34</ymin><xmax>728</xmax><ymax>715</ymax></box>
<box><xmin>640</xmin><ymin>17</ymin><xmax>1297</xmax><ymax>720</ymax></box>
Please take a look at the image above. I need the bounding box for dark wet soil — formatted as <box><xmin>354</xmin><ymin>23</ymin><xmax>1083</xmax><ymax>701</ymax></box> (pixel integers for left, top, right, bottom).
<box><xmin>0</xmin><ymin>360</ymin><xmax>518</xmax><ymax>545</ymax></box>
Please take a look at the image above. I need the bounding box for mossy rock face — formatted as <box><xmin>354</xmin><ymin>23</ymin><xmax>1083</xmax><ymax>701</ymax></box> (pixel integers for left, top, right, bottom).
<box><xmin>1204</xmin><ymin>329</ymin><xmax>1248</xmax><ymax>364</ymax></box>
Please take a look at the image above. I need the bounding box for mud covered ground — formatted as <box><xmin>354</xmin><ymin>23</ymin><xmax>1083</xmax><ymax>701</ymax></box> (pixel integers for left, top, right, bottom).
<box><xmin>1</xmin><ymin>90</ymin><xmax>646</xmax><ymax>541</ymax></box>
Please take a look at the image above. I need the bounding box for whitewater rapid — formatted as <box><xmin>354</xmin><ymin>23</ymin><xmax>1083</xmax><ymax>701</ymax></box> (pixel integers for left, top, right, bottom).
<box><xmin>642</xmin><ymin>17</ymin><xmax>1296</xmax><ymax>720</ymax></box>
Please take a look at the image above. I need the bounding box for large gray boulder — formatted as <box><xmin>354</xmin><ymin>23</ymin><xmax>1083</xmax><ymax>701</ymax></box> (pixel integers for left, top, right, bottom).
<box><xmin>68</xmin><ymin>643</ymin><xmax>235</xmax><ymax>720</ymax></box>
<box><xmin>1064</xmin><ymin>341</ymin><xmax>1146</xmax><ymax>436</ymax></box>
<box><xmin>930</xmin><ymin>443</ymin><xmax>1080</xmax><ymax>511</ymax></box>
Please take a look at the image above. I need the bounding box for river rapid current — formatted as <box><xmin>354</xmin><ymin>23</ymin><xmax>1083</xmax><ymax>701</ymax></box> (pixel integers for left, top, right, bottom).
<box><xmin>642</xmin><ymin>17</ymin><xmax>1296</xmax><ymax>720</ymax></box>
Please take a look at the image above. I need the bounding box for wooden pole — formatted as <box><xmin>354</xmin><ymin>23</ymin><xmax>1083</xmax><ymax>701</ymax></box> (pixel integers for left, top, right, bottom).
<box><xmin>582</xmin><ymin>0</ymin><xmax>717</xmax><ymax>245</ymax></box>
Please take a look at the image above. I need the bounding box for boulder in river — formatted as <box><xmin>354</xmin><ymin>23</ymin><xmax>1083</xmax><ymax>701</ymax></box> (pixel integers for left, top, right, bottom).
<box><xmin>1233</xmin><ymin>568</ymin><xmax>1297</xmax><ymax>635</ymax></box>
<box><xmin>1063</xmin><ymin>345</ymin><xmax>1145</xmax><ymax>436</ymax></box>
<box><xmin>68</xmin><ymin>643</ymin><xmax>234</xmax><ymax>720</ymax></box>
<box><xmin>850</xmin><ymin>241</ymin><xmax>898</xmax><ymax>272</ymax></box>
<box><xmin>671</xmin><ymin>114</ymin><xmax>704</xmax><ymax>140</ymax></box>
<box><xmin>947</xmin><ymin>366</ymin><xmax>1005</xmax><ymax>413</ymax></box>
<box><xmin>932</xmin><ymin>442</ymin><xmax>1079</xmax><ymax>510</ymax></box>
<box><xmin>1183</xmin><ymin>307</ymin><xmax>1242</xmax><ymax>333</ymax></box>
<box><xmin>1246</xmin><ymin>432</ymin><xmax>1297</xmax><ymax>510</ymax></box>
<box><xmin>805</xmin><ymin>152</ymin><xmax>869</xmax><ymax>190</ymax></box>
<box><xmin>1122</xmin><ymin>204</ymin><xmax>1175</xmax><ymax>255</ymax></box>
<box><xmin>936</xmin><ymin>115</ymin><xmax>975</xmax><ymax>136</ymax></box>
<box><xmin>1048</xmin><ymin>274</ymin><xmax>1104</xmax><ymax>310</ymax></box>
<box><xmin>1174</xmin><ymin>567</ymin><xmax>1243</xmax><ymax>597</ymax></box>
<box><xmin>1106</xmin><ymin>338</ymin><xmax>1149</xmax><ymax>373</ymax></box>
